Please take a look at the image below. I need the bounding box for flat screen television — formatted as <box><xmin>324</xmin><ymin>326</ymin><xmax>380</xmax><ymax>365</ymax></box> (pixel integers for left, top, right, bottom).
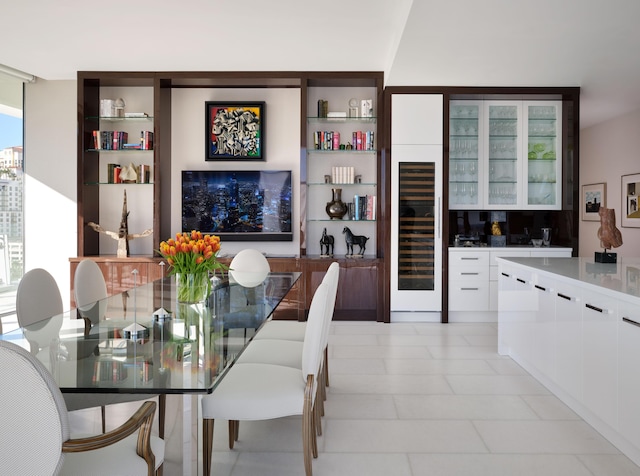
<box><xmin>182</xmin><ymin>170</ymin><xmax>293</xmax><ymax>241</ymax></box>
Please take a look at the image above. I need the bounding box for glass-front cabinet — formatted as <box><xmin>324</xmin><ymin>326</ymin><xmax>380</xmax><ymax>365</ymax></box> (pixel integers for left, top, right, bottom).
<box><xmin>484</xmin><ymin>101</ymin><xmax>522</xmax><ymax>208</ymax></box>
<box><xmin>449</xmin><ymin>99</ymin><xmax>561</xmax><ymax>211</ymax></box>
<box><xmin>524</xmin><ymin>101</ymin><xmax>562</xmax><ymax>209</ymax></box>
<box><xmin>449</xmin><ymin>101</ymin><xmax>482</xmax><ymax>209</ymax></box>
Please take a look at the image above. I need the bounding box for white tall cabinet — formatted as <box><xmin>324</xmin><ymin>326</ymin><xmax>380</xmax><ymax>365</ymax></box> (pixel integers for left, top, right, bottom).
<box><xmin>390</xmin><ymin>94</ymin><xmax>443</xmax><ymax>321</ymax></box>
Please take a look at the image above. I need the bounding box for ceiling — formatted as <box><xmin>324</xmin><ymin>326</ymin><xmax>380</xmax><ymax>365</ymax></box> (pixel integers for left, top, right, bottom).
<box><xmin>3</xmin><ymin>0</ymin><xmax>640</xmax><ymax>129</ymax></box>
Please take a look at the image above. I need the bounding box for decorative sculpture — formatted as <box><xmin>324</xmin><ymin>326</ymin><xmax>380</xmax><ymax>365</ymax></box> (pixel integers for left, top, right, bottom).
<box><xmin>342</xmin><ymin>226</ymin><xmax>368</xmax><ymax>257</ymax></box>
<box><xmin>88</xmin><ymin>190</ymin><xmax>153</xmax><ymax>258</ymax></box>
<box><xmin>596</xmin><ymin>207</ymin><xmax>623</xmax><ymax>263</ymax></box>
<box><xmin>319</xmin><ymin>228</ymin><xmax>334</xmax><ymax>257</ymax></box>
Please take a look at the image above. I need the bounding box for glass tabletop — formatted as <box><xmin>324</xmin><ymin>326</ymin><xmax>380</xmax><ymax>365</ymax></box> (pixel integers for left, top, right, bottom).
<box><xmin>1</xmin><ymin>272</ymin><xmax>301</xmax><ymax>395</ymax></box>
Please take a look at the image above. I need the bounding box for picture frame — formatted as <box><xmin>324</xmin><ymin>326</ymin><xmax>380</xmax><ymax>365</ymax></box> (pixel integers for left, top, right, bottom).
<box><xmin>622</xmin><ymin>173</ymin><xmax>640</xmax><ymax>227</ymax></box>
<box><xmin>205</xmin><ymin>101</ymin><xmax>265</xmax><ymax>161</ymax></box>
<box><xmin>582</xmin><ymin>182</ymin><xmax>606</xmax><ymax>221</ymax></box>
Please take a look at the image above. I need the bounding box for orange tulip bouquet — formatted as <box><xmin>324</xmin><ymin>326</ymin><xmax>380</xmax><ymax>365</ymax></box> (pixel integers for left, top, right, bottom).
<box><xmin>159</xmin><ymin>231</ymin><xmax>228</xmax><ymax>303</ymax></box>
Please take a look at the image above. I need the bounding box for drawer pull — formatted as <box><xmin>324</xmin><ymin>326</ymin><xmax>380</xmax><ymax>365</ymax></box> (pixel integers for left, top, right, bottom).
<box><xmin>460</xmin><ymin>287</ymin><xmax>479</xmax><ymax>291</ymax></box>
<box><xmin>534</xmin><ymin>285</ymin><xmax>546</xmax><ymax>291</ymax></box>
<box><xmin>623</xmin><ymin>317</ymin><xmax>640</xmax><ymax>328</ymax></box>
<box><xmin>585</xmin><ymin>303</ymin><xmax>603</xmax><ymax>313</ymax></box>
<box><xmin>461</xmin><ymin>257</ymin><xmax>479</xmax><ymax>261</ymax></box>
<box><xmin>461</xmin><ymin>272</ymin><xmax>479</xmax><ymax>276</ymax></box>
<box><xmin>501</xmin><ymin>272</ymin><xmax>510</xmax><ymax>277</ymax></box>
<box><xmin>516</xmin><ymin>278</ymin><xmax>526</xmax><ymax>284</ymax></box>
<box><xmin>557</xmin><ymin>292</ymin><xmax>574</xmax><ymax>301</ymax></box>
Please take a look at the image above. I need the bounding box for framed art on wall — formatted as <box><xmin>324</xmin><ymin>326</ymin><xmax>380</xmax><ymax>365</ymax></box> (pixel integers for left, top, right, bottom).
<box><xmin>582</xmin><ymin>182</ymin><xmax>606</xmax><ymax>221</ymax></box>
<box><xmin>205</xmin><ymin>101</ymin><xmax>265</xmax><ymax>161</ymax></box>
<box><xmin>622</xmin><ymin>173</ymin><xmax>640</xmax><ymax>227</ymax></box>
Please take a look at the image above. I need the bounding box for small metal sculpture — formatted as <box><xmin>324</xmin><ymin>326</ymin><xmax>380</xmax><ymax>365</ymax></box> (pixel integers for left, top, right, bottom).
<box><xmin>88</xmin><ymin>190</ymin><xmax>152</xmax><ymax>258</ymax></box>
<box><xmin>342</xmin><ymin>226</ymin><xmax>369</xmax><ymax>257</ymax></box>
<box><xmin>319</xmin><ymin>228</ymin><xmax>334</xmax><ymax>257</ymax></box>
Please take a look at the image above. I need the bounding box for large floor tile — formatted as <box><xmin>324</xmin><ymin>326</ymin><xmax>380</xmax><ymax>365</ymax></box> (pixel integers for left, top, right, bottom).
<box><xmin>323</xmin><ymin>393</ymin><xmax>398</xmax><ymax>419</ymax></box>
<box><xmin>473</xmin><ymin>420</ymin><xmax>621</xmax><ymax>454</ymax></box>
<box><xmin>383</xmin><ymin>357</ymin><xmax>497</xmax><ymax>375</ymax></box>
<box><xmin>328</xmin><ymin>373</ymin><xmax>452</xmax><ymax>395</ymax></box>
<box><xmin>409</xmin><ymin>453</ymin><xmax>594</xmax><ymax>476</ymax></box>
<box><xmin>446</xmin><ymin>374</ymin><xmax>551</xmax><ymax>395</ymax></box>
<box><xmin>332</xmin><ymin>344</ymin><xmax>432</xmax><ymax>359</ymax></box>
<box><xmin>324</xmin><ymin>419</ymin><xmax>488</xmax><ymax>454</ymax></box>
<box><xmin>394</xmin><ymin>394</ymin><xmax>540</xmax><ymax>420</ymax></box>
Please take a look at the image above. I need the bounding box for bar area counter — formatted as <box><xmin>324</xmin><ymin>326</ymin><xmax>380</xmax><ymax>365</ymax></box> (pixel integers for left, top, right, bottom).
<box><xmin>497</xmin><ymin>256</ymin><xmax>640</xmax><ymax>467</ymax></box>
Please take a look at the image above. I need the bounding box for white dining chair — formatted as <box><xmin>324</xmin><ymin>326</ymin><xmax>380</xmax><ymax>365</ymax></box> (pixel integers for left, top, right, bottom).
<box><xmin>234</xmin><ymin>262</ymin><xmax>339</xmax><ymax>433</ymax></box>
<box><xmin>248</xmin><ymin>262</ymin><xmax>339</xmax><ymax>384</ymax></box>
<box><xmin>201</xmin><ymin>280</ymin><xmax>330</xmax><ymax>476</ymax></box>
<box><xmin>0</xmin><ymin>340</ymin><xmax>164</xmax><ymax>476</ymax></box>
<box><xmin>73</xmin><ymin>259</ymin><xmax>167</xmax><ymax>437</ymax></box>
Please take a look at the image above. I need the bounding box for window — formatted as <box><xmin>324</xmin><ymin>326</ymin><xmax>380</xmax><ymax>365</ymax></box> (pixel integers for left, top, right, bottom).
<box><xmin>0</xmin><ymin>74</ymin><xmax>24</xmax><ymax>327</ymax></box>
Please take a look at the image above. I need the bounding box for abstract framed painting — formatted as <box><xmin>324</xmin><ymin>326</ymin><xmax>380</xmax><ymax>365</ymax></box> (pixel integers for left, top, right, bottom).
<box><xmin>205</xmin><ymin>101</ymin><xmax>265</xmax><ymax>161</ymax></box>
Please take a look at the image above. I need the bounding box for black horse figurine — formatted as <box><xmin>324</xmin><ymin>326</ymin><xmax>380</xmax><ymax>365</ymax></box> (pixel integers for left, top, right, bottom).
<box><xmin>320</xmin><ymin>227</ymin><xmax>334</xmax><ymax>256</ymax></box>
<box><xmin>342</xmin><ymin>226</ymin><xmax>369</xmax><ymax>256</ymax></box>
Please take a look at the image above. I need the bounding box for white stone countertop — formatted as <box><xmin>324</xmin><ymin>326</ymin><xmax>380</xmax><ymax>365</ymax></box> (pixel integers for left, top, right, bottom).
<box><xmin>497</xmin><ymin>256</ymin><xmax>640</xmax><ymax>301</ymax></box>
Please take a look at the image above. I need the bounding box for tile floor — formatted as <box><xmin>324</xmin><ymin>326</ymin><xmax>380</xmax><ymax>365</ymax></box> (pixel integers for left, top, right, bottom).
<box><xmin>71</xmin><ymin>321</ymin><xmax>640</xmax><ymax>475</ymax></box>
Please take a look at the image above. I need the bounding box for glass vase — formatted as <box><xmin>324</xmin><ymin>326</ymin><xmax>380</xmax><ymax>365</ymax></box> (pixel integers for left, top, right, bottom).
<box><xmin>175</xmin><ymin>272</ymin><xmax>210</xmax><ymax>304</ymax></box>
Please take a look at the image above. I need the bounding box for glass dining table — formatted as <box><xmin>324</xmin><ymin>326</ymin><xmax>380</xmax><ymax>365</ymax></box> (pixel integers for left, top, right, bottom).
<box><xmin>0</xmin><ymin>271</ymin><xmax>301</xmax><ymax>475</ymax></box>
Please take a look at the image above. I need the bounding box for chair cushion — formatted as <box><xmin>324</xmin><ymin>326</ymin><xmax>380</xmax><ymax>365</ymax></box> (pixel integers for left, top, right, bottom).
<box><xmin>254</xmin><ymin>320</ymin><xmax>306</xmax><ymax>341</ymax></box>
<box><xmin>201</xmin><ymin>363</ymin><xmax>310</xmax><ymax>421</ymax></box>
<box><xmin>60</xmin><ymin>434</ymin><xmax>164</xmax><ymax>476</ymax></box>
<box><xmin>236</xmin><ymin>339</ymin><xmax>303</xmax><ymax>369</ymax></box>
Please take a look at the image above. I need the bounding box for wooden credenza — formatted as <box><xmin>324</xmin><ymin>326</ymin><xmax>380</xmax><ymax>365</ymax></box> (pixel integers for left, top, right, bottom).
<box><xmin>70</xmin><ymin>255</ymin><xmax>381</xmax><ymax>321</ymax></box>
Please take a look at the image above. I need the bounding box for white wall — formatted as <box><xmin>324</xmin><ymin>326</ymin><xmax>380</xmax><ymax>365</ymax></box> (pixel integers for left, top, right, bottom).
<box><xmin>171</xmin><ymin>88</ymin><xmax>301</xmax><ymax>257</ymax></box>
<box><xmin>24</xmin><ymin>80</ymin><xmax>77</xmax><ymax>307</ymax></box>
<box><xmin>580</xmin><ymin>108</ymin><xmax>640</xmax><ymax>257</ymax></box>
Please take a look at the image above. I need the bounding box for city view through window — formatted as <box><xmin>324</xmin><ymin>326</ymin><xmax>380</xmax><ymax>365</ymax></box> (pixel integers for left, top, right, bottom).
<box><xmin>0</xmin><ymin>92</ymin><xmax>24</xmax><ymax>324</ymax></box>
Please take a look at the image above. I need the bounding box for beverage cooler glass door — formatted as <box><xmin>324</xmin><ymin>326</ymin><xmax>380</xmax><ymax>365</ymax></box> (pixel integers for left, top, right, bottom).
<box><xmin>390</xmin><ymin>145</ymin><xmax>443</xmax><ymax>313</ymax></box>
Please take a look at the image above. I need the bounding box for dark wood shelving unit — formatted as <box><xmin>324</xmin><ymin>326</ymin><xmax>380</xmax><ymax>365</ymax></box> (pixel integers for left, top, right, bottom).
<box><xmin>77</xmin><ymin>71</ymin><xmax>387</xmax><ymax>321</ymax></box>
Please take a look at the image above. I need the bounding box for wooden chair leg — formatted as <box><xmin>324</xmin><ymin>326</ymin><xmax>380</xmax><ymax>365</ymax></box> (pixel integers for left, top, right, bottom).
<box><xmin>234</xmin><ymin>420</ymin><xmax>239</xmax><ymax>441</ymax></box>
<box><xmin>324</xmin><ymin>346</ymin><xmax>329</xmax><ymax>387</ymax></box>
<box><xmin>303</xmin><ymin>375</ymin><xmax>315</xmax><ymax>476</ymax></box>
<box><xmin>158</xmin><ymin>394</ymin><xmax>166</xmax><ymax>439</ymax></box>
<box><xmin>203</xmin><ymin>419</ymin><xmax>214</xmax><ymax>476</ymax></box>
<box><xmin>101</xmin><ymin>405</ymin><xmax>106</xmax><ymax>433</ymax></box>
<box><xmin>228</xmin><ymin>420</ymin><xmax>238</xmax><ymax>449</ymax></box>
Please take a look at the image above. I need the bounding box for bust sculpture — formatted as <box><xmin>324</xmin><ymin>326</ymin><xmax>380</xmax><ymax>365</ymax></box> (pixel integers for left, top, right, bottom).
<box><xmin>597</xmin><ymin>207</ymin><xmax>623</xmax><ymax>250</ymax></box>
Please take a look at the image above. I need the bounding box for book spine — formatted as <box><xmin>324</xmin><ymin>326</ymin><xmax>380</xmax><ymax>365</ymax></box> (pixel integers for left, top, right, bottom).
<box><xmin>333</xmin><ymin>131</ymin><xmax>340</xmax><ymax>150</ymax></box>
<box><xmin>354</xmin><ymin>195</ymin><xmax>361</xmax><ymax>220</ymax></box>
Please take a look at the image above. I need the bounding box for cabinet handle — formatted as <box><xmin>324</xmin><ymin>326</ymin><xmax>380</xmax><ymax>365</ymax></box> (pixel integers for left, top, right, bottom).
<box><xmin>501</xmin><ymin>272</ymin><xmax>510</xmax><ymax>277</ymax></box>
<box><xmin>461</xmin><ymin>257</ymin><xmax>479</xmax><ymax>261</ymax></box>
<box><xmin>623</xmin><ymin>317</ymin><xmax>640</xmax><ymax>328</ymax></box>
<box><xmin>516</xmin><ymin>278</ymin><xmax>526</xmax><ymax>284</ymax></box>
<box><xmin>585</xmin><ymin>303</ymin><xmax>612</xmax><ymax>314</ymax></box>
<box><xmin>557</xmin><ymin>292</ymin><xmax>575</xmax><ymax>301</ymax></box>
<box><xmin>461</xmin><ymin>272</ymin><xmax>479</xmax><ymax>276</ymax></box>
<box><xmin>461</xmin><ymin>287</ymin><xmax>479</xmax><ymax>291</ymax></box>
<box><xmin>534</xmin><ymin>284</ymin><xmax>546</xmax><ymax>291</ymax></box>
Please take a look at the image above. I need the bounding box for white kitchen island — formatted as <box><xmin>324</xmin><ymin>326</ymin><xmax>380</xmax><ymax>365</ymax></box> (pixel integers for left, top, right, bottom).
<box><xmin>497</xmin><ymin>256</ymin><xmax>640</xmax><ymax>467</ymax></box>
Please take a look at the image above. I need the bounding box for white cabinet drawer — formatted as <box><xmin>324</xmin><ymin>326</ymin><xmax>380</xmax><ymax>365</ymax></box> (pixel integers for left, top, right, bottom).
<box><xmin>449</xmin><ymin>266</ymin><xmax>490</xmax><ymax>281</ymax></box>
<box><xmin>449</xmin><ymin>251</ymin><xmax>489</xmax><ymax>267</ymax></box>
<box><xmin>449</xmin><ymin>281</ymin><xmax>490</xmax><ymax>310</ymax></box>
